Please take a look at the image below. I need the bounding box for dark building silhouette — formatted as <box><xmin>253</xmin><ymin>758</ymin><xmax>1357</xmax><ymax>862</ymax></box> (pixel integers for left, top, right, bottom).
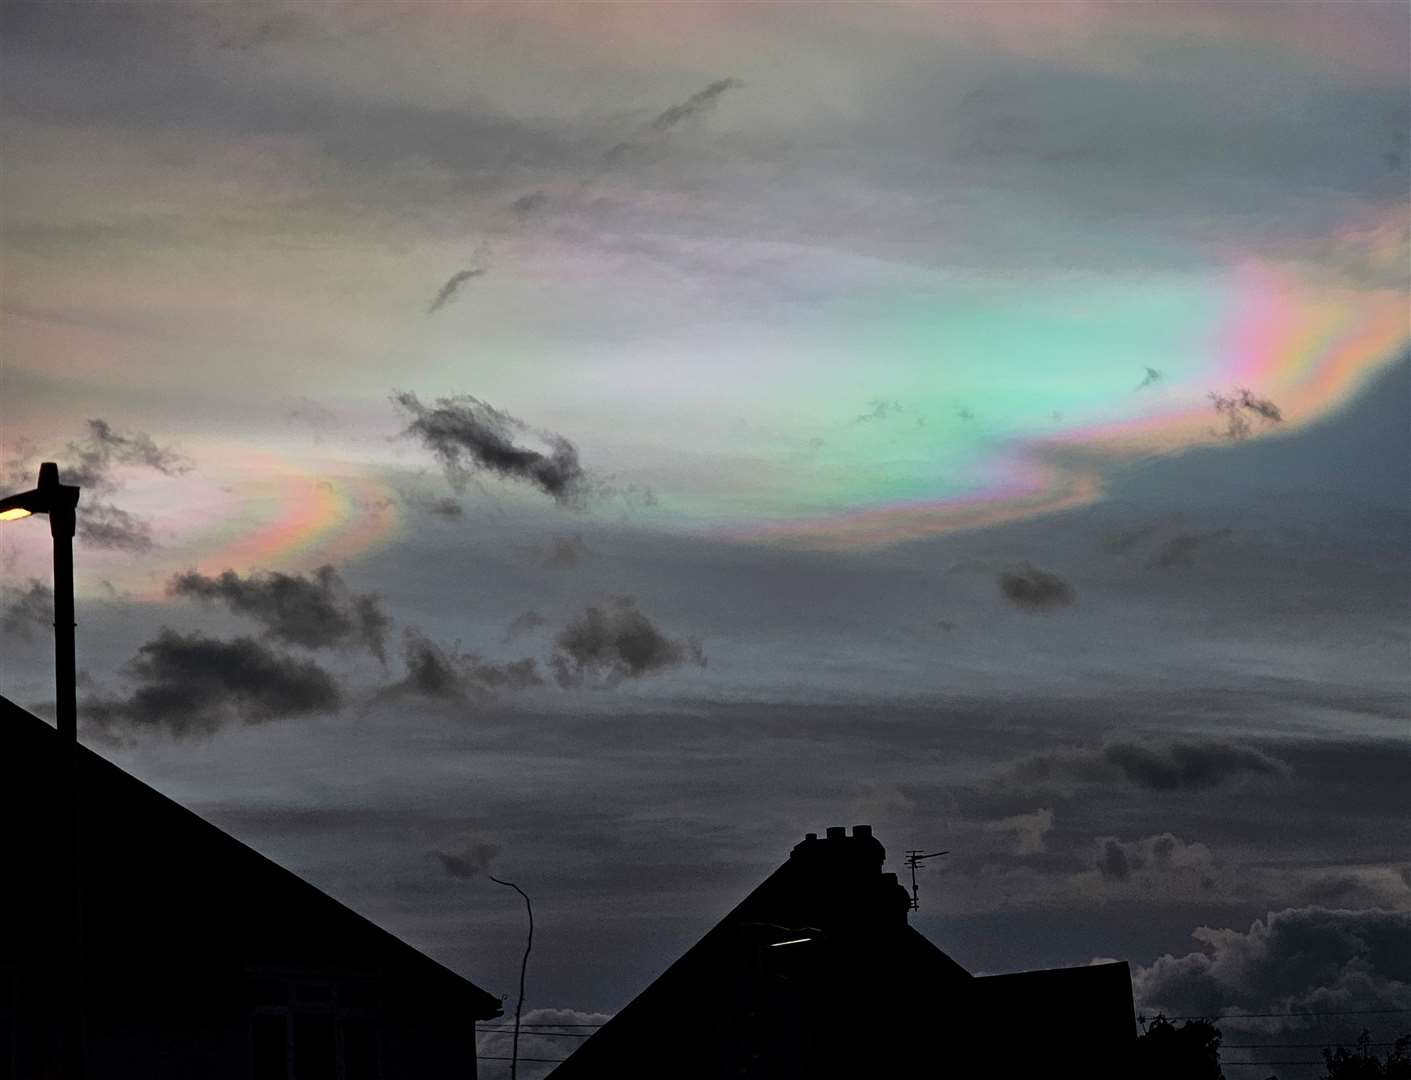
<box><xmin>0</xmin><ymin>696</ymin><xmax>502</xmax><ymax>1079</ymax></box>
<box><xmin>551</xmin><ymin>825</ymin><xmax>1135</xmax><ymax>1079</ymax></box>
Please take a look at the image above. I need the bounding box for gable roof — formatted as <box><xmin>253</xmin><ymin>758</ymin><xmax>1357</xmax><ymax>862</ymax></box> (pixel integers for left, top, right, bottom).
<box><xmin>0</xmin><ymin>695</ymin><xmax>501</xmax><ymax>1021</ymax></box>
<box><xmin>550</xmin><ymin>826</ymin><xmax>973</xmax><ymax>1077</ymax></box>
<box><xmin>551</xmin><ymin>825</ymin><xmax>1135</xmax><ymax>1078</ymax></box>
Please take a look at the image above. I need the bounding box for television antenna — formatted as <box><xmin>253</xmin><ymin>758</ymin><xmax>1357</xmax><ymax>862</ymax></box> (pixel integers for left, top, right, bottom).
<box><xmin>904</xmin><ymin>849</ymin><xmax>949</xmax><ymax>911</ymax></box>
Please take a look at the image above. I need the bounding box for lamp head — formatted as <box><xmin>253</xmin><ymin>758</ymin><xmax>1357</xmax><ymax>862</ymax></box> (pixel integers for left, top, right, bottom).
<box><xmin>0</xmin><ymin>462</ymin><xmax>80</xmax><ymax>526</ymax></box>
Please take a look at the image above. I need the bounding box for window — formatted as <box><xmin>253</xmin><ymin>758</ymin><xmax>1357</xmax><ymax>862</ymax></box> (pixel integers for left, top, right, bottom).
<box><xmin>248</xmin><ymin>974</ymin><xmax>380</xmax><ymax>1080</ymax></box>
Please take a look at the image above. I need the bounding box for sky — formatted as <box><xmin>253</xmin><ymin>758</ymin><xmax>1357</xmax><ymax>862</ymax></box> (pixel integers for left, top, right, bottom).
<box><xmin>1</xmin><ymin>1</ymin><xmax>1408</xmax><ymax>1074</ymax></box>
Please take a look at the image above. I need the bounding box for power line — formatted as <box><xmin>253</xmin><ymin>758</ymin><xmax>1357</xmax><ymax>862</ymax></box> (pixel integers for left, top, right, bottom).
<box><xmin>1223</xmin><ymin>1062</ymin><xmax>1331</xmax><ymax>1067</ymax></box>
<box><xmin>1159</xmin><ymin>1008</ymin><xmax>1411</xmax><ymax>1020</ymax></box>
<box><xmin>1225</xmin><ymin>1041</ymin><xmax>1398</xmax><ymax>1049</ymax></box>
<box><xmin>480</xmin><ymin>1029</ymin><xmax>591</xmax><ymax>1039</ymax></box>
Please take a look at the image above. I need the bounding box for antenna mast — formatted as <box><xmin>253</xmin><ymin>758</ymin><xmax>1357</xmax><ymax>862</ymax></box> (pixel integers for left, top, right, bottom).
<box><xmin>904</xmin><ymin>849</ymin><xmax>949</xmax><ymax>911</ymax></box>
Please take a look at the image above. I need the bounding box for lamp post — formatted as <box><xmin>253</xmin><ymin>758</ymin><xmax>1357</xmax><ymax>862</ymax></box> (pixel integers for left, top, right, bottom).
<box><xmin>1</xmin><ymin>461</ymin><xmax>84</xmax><ymax>1078</ymax></box>
<box><xmin>1</xmin><ymin>462</ymin><xmax>80</xmax><ymax>738</ymax></box>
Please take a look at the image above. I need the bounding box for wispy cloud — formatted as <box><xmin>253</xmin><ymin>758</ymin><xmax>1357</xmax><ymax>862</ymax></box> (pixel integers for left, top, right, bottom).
<box><xmin>1147</xmin><ymin>528</ymin><xmax>1233</xmax><ymax>569</ymax></box>
<box><xmin>426</xmin><ymin>266</ymin><xmax>488</xmax><ymax>315</ymax></box>
<box><xmin>854</xmin><ymin>398</ymin><xmax>904</xmax><ymax>424</ymax></box>
<box><xmin>1210</xmin><ymin>387</ymin><xmax>1284</xmax><ymax>440</ymax></box>
<box><xmin>649</xmin><ymin>77</ymin><xmax>743</xmax><ymax>133</ymax></box>
<box><xmin>1103</xmin><ymin>522</ymin><xmax>1162</xmax><ymax>555</ymax></box>
<box><xmin>1135</xmin><ymin>366</ymin><xmax>1163</xmax><ymax>391</ymax></box>
<box><xmin>5</xmin><ymin>419</ymin><xmax>188</xmax><ymax>551</ymax></box>
<box><xmin>393</xmin><ymin>391</ymin><xmax>586</xmax><ymax>505</ymax></box>
<box><xmin>606</xmin><ymin>76</ymin><xmax>742</xmax><ymax>163</ymax></box>
<box><xmin>431</xmin><ymin>838</ymin><xmax>501</xmax><ymax>880</ymax></box>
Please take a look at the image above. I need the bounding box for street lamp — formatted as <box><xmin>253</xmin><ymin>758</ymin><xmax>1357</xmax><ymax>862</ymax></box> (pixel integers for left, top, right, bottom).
<box><xmin>1</xmin><ymin>462</ymin><xmax>81</xmax><ymax>739</ymax></box>
<box><xmin>1</xmin><ymin>461</ymin><xmax>84</xmax><ymax>1078</ymax></box>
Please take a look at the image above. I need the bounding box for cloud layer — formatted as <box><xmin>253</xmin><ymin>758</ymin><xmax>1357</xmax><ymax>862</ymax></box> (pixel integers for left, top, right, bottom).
<box><xmin>1005</xmin><ymin>739</ymin><xmax>1290</xmax><ymax>792</ymax></box>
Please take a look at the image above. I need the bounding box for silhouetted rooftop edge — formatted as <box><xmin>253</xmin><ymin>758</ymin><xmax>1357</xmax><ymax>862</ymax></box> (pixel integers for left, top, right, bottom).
<box><xmin>0</xmin><ymin>694</ymin><xmax>502</xmax><ymax>1020</ymax></box>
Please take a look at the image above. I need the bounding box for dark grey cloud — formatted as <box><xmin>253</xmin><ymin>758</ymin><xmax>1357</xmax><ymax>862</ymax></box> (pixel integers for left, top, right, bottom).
<box><xmin>1148</xmin><ymin>529</ymin><xmax>1233</xmax><ymax>570</ymax></box>
<box><xmin>1136</xmin><ymin>367</ymin><xmax>1164</xmax><ymax>391</ymax></box>
<box><xmin>1006</xmin><ymin>739</ymin><xmax>1289</xmax><ymax>792</ymax></box>
<box><xmin>398</xmin><ymin>630</ymin><xmax>465</xmax><ymax>701</ymax></box>
<box><xmin>1</xmin><ymin>579</ymin><xmax>53</xmax><ymax>640</ymax></box>
<box><xmin>1210</xmin><ymin>388</ymin><xmax>1284</xmax><ymax>441</ymax></box>
<box><xmin>998</xmin><ymin>564</ymin><xmax>1075</xmax><ymax>610</ymax></box>
<box><xmin>431</xmin><ymin>839</ymin><xmax>501</xmax><ymax>880</ymax></box>
<box><xmin>550</xmin><ymin>596</ymin><xmax>705</xmax><ymax>687</ymax></box>
<box><xmin>86</xmin><ymin>630</ymin><xmax>341</xmax><ymax>739</ymax></box>
<box><xmin>168</xmin><ymin>565</ymin><xmax>390</xmax><ymax>661</ymax></box>
<box><xmin>60</xmin><ymin>417</ymin><xmax>188</xmax><ymax>489</ymax></box>
<box><xmin>1107</xmin><ymin>741</ymin><xmax>1287</xmax><ymax>791</ymax></box>
<box><xmin>78</xmin><ymin>501</ymin><xmax>155</xmax><ymax>552</ymax></box>
<box><xmin>393</xmin><ymin>391</ymin><xmax>586</xmax><ymax>505</ymax></box>
<box><xmin>1133</xmin><ymin>907</ymin><xmax>1411</xmax><ymax>1030</ymax></box>
<box><xmin>426</xmin><ymin>267</ymin><xmax>487</xmax><ymax>315</ymax></box>
<box><xmin>394</xmin><ymin>629</ymin><xmax>544</xmax><ymax>703</ymax></box>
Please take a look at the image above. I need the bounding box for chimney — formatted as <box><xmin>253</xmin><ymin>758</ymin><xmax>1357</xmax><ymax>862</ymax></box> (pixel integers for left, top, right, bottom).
<box><xmin>786</xmin><ymin>825</ymin><xmax>911</xmax><ymax>930</ymax></box>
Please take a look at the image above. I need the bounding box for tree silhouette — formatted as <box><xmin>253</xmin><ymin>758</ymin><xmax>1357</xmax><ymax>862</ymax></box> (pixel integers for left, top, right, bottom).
<box><xmin>1135</xmin><ymin>1015</ymin><xmax>1225</xmax><ymax>1080</ymax></box>
<box><xmin>1322</xmin><ymin>1031</ymin><xmax>1411</xmax><ymax>1079</ymax></box>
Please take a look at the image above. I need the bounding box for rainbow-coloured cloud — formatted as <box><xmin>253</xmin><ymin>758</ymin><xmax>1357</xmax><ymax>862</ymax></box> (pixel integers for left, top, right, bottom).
<box><xmin>735</xmin><ymin>251</ymin><xmax>1408</xmax><ymax>550</ymax></box>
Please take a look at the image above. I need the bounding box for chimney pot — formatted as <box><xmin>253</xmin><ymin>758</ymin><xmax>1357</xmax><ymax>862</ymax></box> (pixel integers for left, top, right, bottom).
<box><xmin>826</xmin><ymin>826</ymin><xmax>846</xmax><ymax>841</ymax></box>
<box><xmin>852</xmin><ymin>825</ymin><xmax>872</xmax><ymax>839</ymax></box>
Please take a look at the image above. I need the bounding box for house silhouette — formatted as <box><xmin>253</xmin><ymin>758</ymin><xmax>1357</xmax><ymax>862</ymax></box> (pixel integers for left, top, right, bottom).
<box><xmin>0</xmin><ymin>696</ymin><xmax>502</xmax><ymax>1079</ymax></box>
<box><xmin>551</xmin><ymin>824</ymin><xmax>1136</xmax><ymax>1079</ymax></box>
